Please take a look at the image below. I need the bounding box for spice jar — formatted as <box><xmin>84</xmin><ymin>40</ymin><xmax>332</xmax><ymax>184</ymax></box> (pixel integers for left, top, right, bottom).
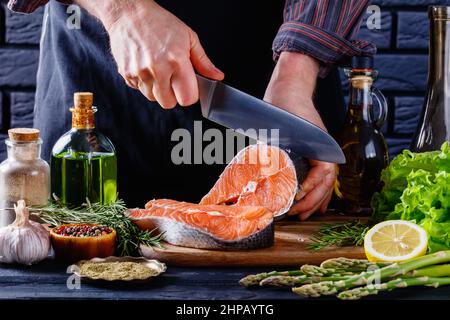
<box><xmin>0</xmin><ymin>128</ymin><xmax>50</xmax><ymax>227</ymax></box>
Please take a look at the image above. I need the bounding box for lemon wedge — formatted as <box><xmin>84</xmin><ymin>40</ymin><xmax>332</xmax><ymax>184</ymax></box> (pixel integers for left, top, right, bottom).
<box><xmin>364</xmin><ymin>220</ymin><xmax>428</xmax><ymax>263</ymax></box>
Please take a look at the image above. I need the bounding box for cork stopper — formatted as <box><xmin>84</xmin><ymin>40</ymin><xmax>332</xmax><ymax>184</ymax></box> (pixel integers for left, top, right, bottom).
<box><xmin>8</xmin><ymin>128</ymin><xmax>40</xmax><ymax>142</ymax></box>
<box><xmin>71</xmin><ymin>92</ymin><xmax>96</xmax><ymax>129</ymax></box>
<box><xmin>74</xmin><ymin>92</ymin><xmax>94</xmax><ymax>109</ymax></box>
<box><xmin>350</xmin><ymin>76</ymin><xmax>373</xmax><ymax>89</ymax></box>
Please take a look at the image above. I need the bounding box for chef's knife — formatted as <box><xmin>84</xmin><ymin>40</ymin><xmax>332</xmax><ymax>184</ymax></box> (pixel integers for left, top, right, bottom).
<box><xmin>196</xmin><ymin>75</ymin><xmax>346</xmax><ymax>164</ymax></box>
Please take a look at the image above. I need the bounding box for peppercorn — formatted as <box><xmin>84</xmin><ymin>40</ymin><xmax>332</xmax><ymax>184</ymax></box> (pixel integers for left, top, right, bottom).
<box><xmin>55</xmin><ymin>225</ymin><xmax>112</xmax><ymax>237</ymax></box>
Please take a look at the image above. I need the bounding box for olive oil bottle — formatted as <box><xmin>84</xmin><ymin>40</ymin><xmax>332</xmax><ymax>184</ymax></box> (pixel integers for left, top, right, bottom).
<box><xmin>51</xmin><ymin>92</ymin><xmax>117</xmax><ymax>207</ymax></box>
<box><xmin>334</xmin><ymin>57</ymin><xmax>389</xmax><ymax>214</ymax></box>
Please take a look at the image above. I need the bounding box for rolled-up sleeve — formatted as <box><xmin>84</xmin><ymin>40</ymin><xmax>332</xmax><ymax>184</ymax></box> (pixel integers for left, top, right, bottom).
<box><xmin>7</xmin><ymin>0</ymin><xmax>49</xmax><ymax>13</ymax></box>
<box><xmin>274</xmin><ymin>0</ymin><xmax>376</xmax><ymax>77</ymax></box>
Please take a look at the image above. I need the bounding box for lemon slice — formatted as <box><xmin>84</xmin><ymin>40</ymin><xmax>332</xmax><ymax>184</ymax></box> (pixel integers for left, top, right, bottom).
<box><xmin>364</xmin><ymin>220</ymin><xmax>428</xmax><ymax>263</ymax></box>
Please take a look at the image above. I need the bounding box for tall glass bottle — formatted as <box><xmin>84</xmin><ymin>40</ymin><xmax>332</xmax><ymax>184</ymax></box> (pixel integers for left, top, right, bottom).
<box><xmin>334</xmin><ymin>56</ymin><xmax>389</xmax><ymax>214</ymax></box>
<box><xmin>51</xmin><ymin>92</ymin><xmax>117</xmax><ymax>207</ymax></box>
<box><xmin>411</xmin><ymin>6</ymin><xmax>450</xmax><ymax>151</ymax></box>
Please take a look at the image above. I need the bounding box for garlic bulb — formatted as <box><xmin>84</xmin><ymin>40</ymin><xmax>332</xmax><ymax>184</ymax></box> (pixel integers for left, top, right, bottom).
<box><xmin>0</xmin><ymin>200</ymin><xmax>50</xmax><ymax>265</ymax></box>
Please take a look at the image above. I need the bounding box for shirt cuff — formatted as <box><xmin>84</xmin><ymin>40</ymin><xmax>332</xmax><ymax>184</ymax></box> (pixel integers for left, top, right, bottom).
<box><xmin>8</xmin><ymin>0</ymin><xmax>50</xmax><ymax>13</ymax></box>
<box><xmin>273</xmin><ymin>22</ymin><xmax>376</xmax><ymax>78</ymax></box>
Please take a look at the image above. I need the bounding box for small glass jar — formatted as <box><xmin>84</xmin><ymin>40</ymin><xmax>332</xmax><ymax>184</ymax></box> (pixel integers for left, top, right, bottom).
<box><xmin>0</xmin><ymin>128</ymin><xmax>50</xmax><ymax>227</ymax></box>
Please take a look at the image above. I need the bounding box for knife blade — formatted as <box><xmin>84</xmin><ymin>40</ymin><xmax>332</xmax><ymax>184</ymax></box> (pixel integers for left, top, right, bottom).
<box><xmin>196</xmin><ymin>75</ymin><xmax>345</xmax><ymax>164</ymax></box>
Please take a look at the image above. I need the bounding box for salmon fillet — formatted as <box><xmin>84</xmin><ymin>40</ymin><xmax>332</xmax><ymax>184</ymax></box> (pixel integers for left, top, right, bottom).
<box><xmin>130</xmin><ymin>144</ymin><xmax>307</xmax><ymax>250</ymax></box>
<box><xmin>128</xmin><ymin>199</ymin><xmax>274</xmax><ymax>249</ymax></box>
<box><xmin>200</xmin><ymin>144</ymin><xmax>299</xmax><ymax>218</ymax></box>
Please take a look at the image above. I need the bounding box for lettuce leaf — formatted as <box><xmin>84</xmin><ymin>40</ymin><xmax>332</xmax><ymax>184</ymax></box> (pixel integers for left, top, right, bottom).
<box><xmin>371</xmin><ymin>142</ymin><xmax>450</xmax><ymax>252</ymax></box>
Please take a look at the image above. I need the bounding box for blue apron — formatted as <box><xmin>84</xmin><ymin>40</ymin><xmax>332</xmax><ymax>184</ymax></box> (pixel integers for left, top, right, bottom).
<box><xmin>35</xmin><ymin>1</ymin><xmax>345</xmax><ymax>207</ymax></box>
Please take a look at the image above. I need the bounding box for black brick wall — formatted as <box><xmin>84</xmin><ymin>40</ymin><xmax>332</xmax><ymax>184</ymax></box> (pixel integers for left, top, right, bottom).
<box><xmin>0</xmin><ymin>1</ymin><xmax>41</xmax><ymax>159</ymax></box>
<box><xmin>0</xmin><ymin>1</ymin><xmax>447</xmax><ymax>160</ymax></box>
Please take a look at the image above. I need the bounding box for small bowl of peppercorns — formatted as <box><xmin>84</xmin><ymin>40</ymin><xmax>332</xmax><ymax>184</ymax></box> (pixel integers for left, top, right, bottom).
<box><xmin>50</xmin><ymin>224</ymin><xmax>116</xmax><ymax>263</ymax></box>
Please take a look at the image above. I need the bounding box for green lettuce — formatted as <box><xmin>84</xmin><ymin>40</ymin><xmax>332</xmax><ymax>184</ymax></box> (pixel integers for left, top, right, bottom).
<box><xmin>371</xmin><ymin>142</ymin><xmax>450</xmax><ymax>252</ymax></box>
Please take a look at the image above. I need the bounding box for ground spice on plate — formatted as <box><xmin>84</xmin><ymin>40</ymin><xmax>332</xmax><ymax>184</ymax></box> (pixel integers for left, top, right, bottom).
<box><xmin>78</xmin><ymin>261</ymin><xmax>158</xmax><ymax>281</ymax></box>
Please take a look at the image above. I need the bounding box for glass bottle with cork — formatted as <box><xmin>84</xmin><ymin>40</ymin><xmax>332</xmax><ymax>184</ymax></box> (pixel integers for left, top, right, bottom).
<box><xmin>0</xmin><ymin>128</ymin><xmax>50</xmax><ymax>227</ymax></box>
<box><xmin>51</xmin><ymin>92</ymin><xmax>117</xmax><ymax>207</ymax></box>
<box><xmin>334</xmin><ymin>56</ymin><xmax>389</xmax><ymax>214</ymax></box>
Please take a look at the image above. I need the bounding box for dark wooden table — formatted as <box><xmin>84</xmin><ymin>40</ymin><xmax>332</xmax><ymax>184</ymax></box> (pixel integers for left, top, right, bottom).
<box><xmin>1</xmin><ymin>260</ymin><xmax>449</xmax><ymax>300</ymax></box>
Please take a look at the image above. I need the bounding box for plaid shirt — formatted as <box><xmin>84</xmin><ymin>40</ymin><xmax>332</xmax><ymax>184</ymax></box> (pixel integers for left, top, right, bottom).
<box><xmin>273</xmin><ymin>0</ymin><xmax>375</xmax><ymax>76</ymax></box>
<box><xmin>8</xmin><ymin>0</ymin><xmax>375</xmax><ymax>76</ymax></box>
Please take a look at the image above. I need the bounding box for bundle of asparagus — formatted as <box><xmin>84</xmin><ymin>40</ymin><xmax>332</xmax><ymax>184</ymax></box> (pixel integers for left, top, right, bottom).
<box><xmin>239</xmin><ymin>251</ymin><xmax>450</xmax><ymax>300</ymax></box>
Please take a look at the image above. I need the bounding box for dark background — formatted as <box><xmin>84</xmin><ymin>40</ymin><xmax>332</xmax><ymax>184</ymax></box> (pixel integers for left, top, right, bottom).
<box><xmin>0</xmin><ymin>0</ymin><xmax>446</xmax><ymax>160</ymax></box>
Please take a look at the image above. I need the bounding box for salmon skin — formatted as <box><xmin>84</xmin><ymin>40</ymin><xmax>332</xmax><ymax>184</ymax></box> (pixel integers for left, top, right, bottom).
<box><xmin>200</xmin><ymin>144</ymin><xmax>309</xmax><ymax>219</ymax></box>
<box><xmin>128</xmin><ymin>199</ymin><xmax>274</xmax><ymax>250</ymax></box>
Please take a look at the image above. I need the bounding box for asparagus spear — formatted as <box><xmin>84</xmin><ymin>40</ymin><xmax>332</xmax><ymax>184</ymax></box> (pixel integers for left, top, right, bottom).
<box><xmin>320</xmin><ymin>257</ymin><xmax>390</xmax><ymax>270</ymax></box>
<box><xmin>339</xmin><ymin>264</ymin><xmax>450</xmax><ymax>300</ymax></box>
<box><xmin>260</xmin><ymin>275</ymin><xmax>310</xmax><ymax>287</ymax></box>
<box><xmin>241</xmin><ymin>258</ymin><xmax>390</xmax><ymax>287</ymax></box>
<box><xmin>239</xmin><ymin>270</ymin><xmax>304</xmax><ymax>287</ymax></box>
<box><xmin>240</xmin><ymin>265</ymin><xmax>356</xmax><ymax>287</ymax></box>
<box><xmin>260</xmin><ymin>275</ymin><xmax>350</xmax><ymax>287</ymax></box>
<box><xmin>338</xmin><ymin>277</ymin><xmax>450</xmax><ymax>300</ymax></box>
<box><xmin>301</xmin><ymin>264</ymin><xmax>358</xmax><ymax>277</ymax></box>
<box><xmin>262</xmin><ymin>264</ymin><xmax>450</xmax><ymax>290</ymax></box>
<box><xmin>294</xmin><ymin>251</ymin><xmax>450</xmax><ymax>297</ymax></box>
<box><xmin>408</xmin><ymin>264</ymin><xmax>450</xmax><ymax>278</ymax></box>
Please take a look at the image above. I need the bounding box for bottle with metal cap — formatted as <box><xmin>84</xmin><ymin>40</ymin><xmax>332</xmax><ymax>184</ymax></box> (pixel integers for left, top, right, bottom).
<box><xmin>0</xmin><ymin>128</ymin><xmax>50</xmax><ymax>227</ymax></box>
<box><xmin>334</xmin><ymin>56</ymin><xmax>389</xmax><ymax>214</ymax></box>
<box><xmin>411</xmin><ymin>6</ymin><xmax>450</xmax><ymax>151</ymax></box>
<box><xmin>50</xmin><ymin>92</ymin><xmax>117</xmax><ymax>207</ymax></box>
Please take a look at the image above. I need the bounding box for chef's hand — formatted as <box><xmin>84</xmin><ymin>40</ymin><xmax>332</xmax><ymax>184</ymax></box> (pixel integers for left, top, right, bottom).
<box><xmin>78</xmin><ymin>0</ymin><xmax>224</xmax><ymax>108</ymax></box>
<box><xmin>264</xmin><ymin>52</ymin><xmax>336</xmax><ymax>221</ymax></box>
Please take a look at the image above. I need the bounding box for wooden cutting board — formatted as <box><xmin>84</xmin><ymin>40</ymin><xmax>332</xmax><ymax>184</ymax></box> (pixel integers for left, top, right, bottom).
<box><xmin>140</xmin><ymin>215</ymin><xmax>367</xmax><ymax>267</ymax></box>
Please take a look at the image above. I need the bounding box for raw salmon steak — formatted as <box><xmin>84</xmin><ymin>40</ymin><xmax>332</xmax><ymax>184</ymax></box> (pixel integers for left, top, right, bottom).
<box><xmin>128</xmin><ymin>199</ymin><xmax>274</xmax><ymax>249</ymax></box>
<box><xmin>200</xmin><ymin>144</ymin><xmax>306</xmax><ymax>218</ymax></box>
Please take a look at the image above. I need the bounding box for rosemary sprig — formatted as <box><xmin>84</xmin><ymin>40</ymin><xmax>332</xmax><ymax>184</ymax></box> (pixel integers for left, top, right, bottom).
<box><xmin>30</xmin><ymin>198</ymin><xmax>164</xmax><ymax>256</ymax></box>
<box><xmin>308</xmin><ymin>220</ymin><xmax>369</xmax><ymax>251</ymax></box>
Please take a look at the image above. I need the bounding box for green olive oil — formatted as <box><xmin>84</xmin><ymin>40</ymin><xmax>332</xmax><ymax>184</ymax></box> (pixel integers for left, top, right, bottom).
<box><xmin>50</xmin><ymin>92</ymin><xmax>117</xmax><ymax>207</ymax></box>
<box><xmin>51</xmin><ymin>152</ymin><xmax>117</xmax><ymax>206</ymax></box>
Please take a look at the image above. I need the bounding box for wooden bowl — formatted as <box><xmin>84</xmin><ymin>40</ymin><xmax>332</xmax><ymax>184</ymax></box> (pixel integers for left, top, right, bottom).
<box><xmin>50</xmin><ymin>224</ymin><xmax>116</xmax><ymax>263</ymax></box>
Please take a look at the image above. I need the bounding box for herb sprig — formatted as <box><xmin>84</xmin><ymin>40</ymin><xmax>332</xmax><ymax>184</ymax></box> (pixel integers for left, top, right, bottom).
<box><xmin>308</xmin><ymin>220</ymin><xmax>369</xmax><ymax>251</ymax></box>
<box><xmin>30</xmin><ymin>198</ymin><xmax>164</xmax><ymax>256</ymax></box>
